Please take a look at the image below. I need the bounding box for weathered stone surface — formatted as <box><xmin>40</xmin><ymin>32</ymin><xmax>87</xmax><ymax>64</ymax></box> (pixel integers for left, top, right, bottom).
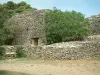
<box><xmin>2</xmin><ymin>41</ymin><xmax>100</xmax><ymax>60</ymax></box>
<box><xmin>8</xmin><ymin>10</ymin><xmax>46</xmax><ymax>45</ymax></box>
<box><xmin>85</xmin><ymin>35</ymin><xmax>100</xmax><ymax>41</ymax></box>
<box><xmin>88</xmin><ymin>14</ymin><xmax>100</xmax><ymax>35</ymax></box>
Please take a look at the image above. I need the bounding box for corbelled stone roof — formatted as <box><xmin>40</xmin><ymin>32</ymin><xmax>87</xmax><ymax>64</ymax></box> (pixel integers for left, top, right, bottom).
<box><xmin>7</xmin><ymin>10</ymin><xmax>46</xmax><ymax>45</ymax></box>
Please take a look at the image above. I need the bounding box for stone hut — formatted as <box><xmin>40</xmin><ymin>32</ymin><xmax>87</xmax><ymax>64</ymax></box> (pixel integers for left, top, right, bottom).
<box><xmin>8</xmin><ymin>10</ymin><xmax>46</xmax><ymax>45</ymax></box>
<box><xmin>88</xmin><ymin>14</ymin><xmax>100</xmax><ymax>35</ymax></box>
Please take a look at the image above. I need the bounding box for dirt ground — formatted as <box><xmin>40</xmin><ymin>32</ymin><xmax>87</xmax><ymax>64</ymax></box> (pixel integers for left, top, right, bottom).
<box><xmin>0</xmin><ymin>59</ymin><xmax>100</xmax><ymax>75</ymax></box>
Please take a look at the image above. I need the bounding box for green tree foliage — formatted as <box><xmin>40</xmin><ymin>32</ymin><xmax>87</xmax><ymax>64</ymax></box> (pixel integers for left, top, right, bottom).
<box><xmin>0</xmin><ymin>4</ymin><xmax>10</xmax><ymax>44</ymax></box>
<box><xmin>0</xmin><ymin>1</ymin><xmax>36</xmax><ymax>45</ymax></box>
<box><xmin>45</xmin><ymin>8</ymin><xmax>90</xmax><ymax>44</ymax></box>
<box><xmin>15</xmin><ymin>1</ymin><xmax>36</xmax><ymax>13</ymax></box>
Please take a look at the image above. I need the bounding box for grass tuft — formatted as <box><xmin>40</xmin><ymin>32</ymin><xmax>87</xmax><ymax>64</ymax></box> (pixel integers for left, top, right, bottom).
<box><xmin>0</xmin><ymin>70</ymin><xmax>30</xmax><ymax>75</ymax></box>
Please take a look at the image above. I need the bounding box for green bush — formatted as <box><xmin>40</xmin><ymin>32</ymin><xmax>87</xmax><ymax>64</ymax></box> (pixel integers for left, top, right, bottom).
<box><xmin>45</xmin><ymin>7</ymin><xmax>90</xmax><ymax>44</ymax></box>
<box><xmin>16</xmin><ymin>46</ymin><xmax>26</xmax><ymax>58</ymax></box>
<box><xmin>0</xmin><ymin>46</ymin><xmax>5</xmax><ymax>59</ymax></box>
<box><xmin>0</xmin><ymin>70</ymin><xmax>30</xmax><ymax>75</ymax></box>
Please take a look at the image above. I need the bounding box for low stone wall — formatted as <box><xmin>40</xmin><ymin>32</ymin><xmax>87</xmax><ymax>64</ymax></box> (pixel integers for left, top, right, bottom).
<box><xmin>85</xmin><ymin>35</ymin><xmax>100</xmax><ymax>41</ymax></box>
<box><xmin>2</xmin><ymin>41</ymin><xmax>100</xmax><ymax>60</ymax></box>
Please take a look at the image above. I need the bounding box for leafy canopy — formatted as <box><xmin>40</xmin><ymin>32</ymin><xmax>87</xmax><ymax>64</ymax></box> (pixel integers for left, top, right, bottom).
<box><xmin>45</xmin><ymin>7</ymin><xmax>90</xmax><ymax>44</ymax></box>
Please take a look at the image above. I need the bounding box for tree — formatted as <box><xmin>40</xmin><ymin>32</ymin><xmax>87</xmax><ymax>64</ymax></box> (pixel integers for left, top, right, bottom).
<box><xmin>45</xmin><ymin>8</ymin><xmax>90</xmax><ymax>44</ymax></box>
<box><xmin>15</xmin><ymin>1</ymin><xmax>36</xmax><ymax>13</ymax></box>
<box><xmin>0</xmin><ymin>4</ymin><xmax>10</xmax><ymax>45</ymax></box>
<box><xmin>6</xmin><ymin>1</ymin><xmax>18</xmax><ymax>10</ymax></box>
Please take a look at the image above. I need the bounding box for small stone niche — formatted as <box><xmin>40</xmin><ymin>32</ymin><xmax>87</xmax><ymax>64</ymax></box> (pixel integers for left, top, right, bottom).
<box><xmin>31</xmin><ymin>38</ymin><xmax>39</xmax><ymax>46</ymax></box>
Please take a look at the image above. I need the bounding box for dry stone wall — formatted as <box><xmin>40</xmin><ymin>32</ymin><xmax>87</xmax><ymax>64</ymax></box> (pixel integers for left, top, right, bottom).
<box><xmin>2</xmin><ymin>41</ymin><xmax>100</xmax><ymax>60</ymax></box>
<box><xmin>85</xmin><ymin>35</ymin><xmax>100</xmax><ymax>41</ymax></box>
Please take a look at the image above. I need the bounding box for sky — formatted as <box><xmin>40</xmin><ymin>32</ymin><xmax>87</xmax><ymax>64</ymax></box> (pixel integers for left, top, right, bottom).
<box><xmin>0</xmin><ymin>0</ymin><xmax>100</xmax><ymax>17</ymax></box>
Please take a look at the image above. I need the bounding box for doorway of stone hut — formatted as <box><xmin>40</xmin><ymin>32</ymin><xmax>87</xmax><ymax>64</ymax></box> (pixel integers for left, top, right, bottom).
<box><xmin>31</xmin><ymin>38</ymin><xmax>39</xmax><ymax>46</ymax></box>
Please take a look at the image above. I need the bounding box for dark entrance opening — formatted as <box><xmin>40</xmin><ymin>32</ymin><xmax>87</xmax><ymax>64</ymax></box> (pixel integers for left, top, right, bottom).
<box><xmin>5</xmin><ymin>38</ymin><xmax>14</xmax><ymax>45</ymax></box>
<box><xmin>31</xmin><ymin>38</ymin><xmax>39</xmax><ymax>46</ymax></box>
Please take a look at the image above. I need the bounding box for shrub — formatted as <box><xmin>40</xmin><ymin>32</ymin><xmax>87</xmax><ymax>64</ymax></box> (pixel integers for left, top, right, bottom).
<box><xmin>0</xmin><ymin>46</ymin><xmax>5</xmax><ymax>59</ymax></box>
<box><xmin>0</xmin><ymin>70</ymin><xmax>30</xmax><ymax>75</ymax></box>
<box><xmin>16</xmin><ymin>46</ymin><xmax>26</xmax><ymax>58</ymax></box>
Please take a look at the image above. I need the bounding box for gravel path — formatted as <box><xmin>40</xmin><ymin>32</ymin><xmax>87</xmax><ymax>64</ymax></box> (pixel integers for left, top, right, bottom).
<box><xmin>0</xmin><ymin>60</ymin><xmax>100</xmax><ymax>75</ymax></box>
